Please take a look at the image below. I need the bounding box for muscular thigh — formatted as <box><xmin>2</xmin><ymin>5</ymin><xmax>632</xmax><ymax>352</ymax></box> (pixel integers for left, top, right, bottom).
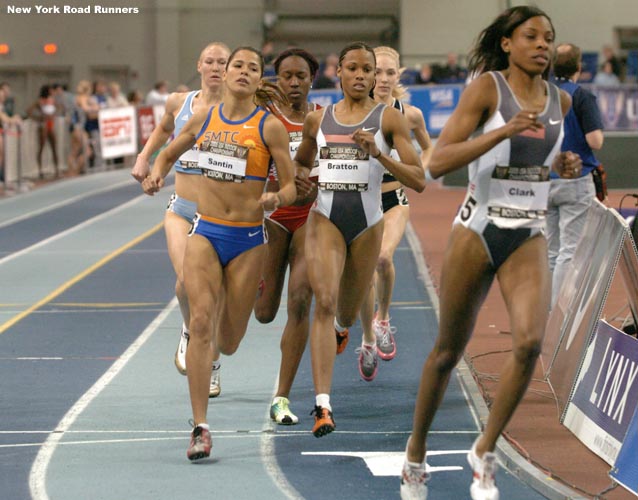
<box><xmin>183</xmin><ymin>234</ymin><xmax>224</xmax><ymax>316</ymax></box>
<box><xmin>305</xmin><ymin>212</ymin><xmax>346</xmax><ymax>303</ymax></box>
<box><xmin>338</xmin><ymin>220</ymin><xmax>384</xmax><ymax>320</ymax></box>
<box><xmin>437</xmin><ymin>225</ymin><xmax>494</xmax><ymax>350</ymax></box>
<box><xmin>218</xmin><ymin>244</ymin><xmax>267</xmax><ymax>335</ymax></box>
<box><xmin>497</xmin><ymin>234</ymin><xmax>550</xmax><ymax>342</ymax></box>
<box><xmin>255</xmin><ymin>219</ymin><xmax>290</xmax><ymax>312</ymax></box>
<box><xmin>380</xmin><ymin>204</ymin><xmax>409</xmax><ymax>257</ymax></box>
<box><xmin>164</xmin><ymin>211</ymin><xmax>193</xmax><ymax>277</ymax></box>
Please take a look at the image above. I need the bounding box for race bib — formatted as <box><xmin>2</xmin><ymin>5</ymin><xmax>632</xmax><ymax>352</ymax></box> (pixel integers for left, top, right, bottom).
<box><xmin>198</xmin><ymin>141</ymin><xmax>249</xmax><ymax>183</ymax></box>
<box><xmin>487</xmin><ymin>165</ymin><xmax>550</xmax><ymax>228</ymax></box>
<box><xmin>318</xmin><ymin>145</ymin><xmax>370</xmax><ymax>192</ymax></box>
<box><xmin>179</xmin><ymin>145</ymin><xmax>200</xmax><ymax>169</ymax></box>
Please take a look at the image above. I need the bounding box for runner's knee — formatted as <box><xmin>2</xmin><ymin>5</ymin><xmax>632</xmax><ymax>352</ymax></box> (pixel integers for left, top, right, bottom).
<box><xmin>431</xmin><ymin>346</ymin><xmax>463</xmax><ymax>374</ymax></box>
<box><xmin>287</xmin><ymin>286</ymin><xmax>312</xmax><ymax>322</ymax></box>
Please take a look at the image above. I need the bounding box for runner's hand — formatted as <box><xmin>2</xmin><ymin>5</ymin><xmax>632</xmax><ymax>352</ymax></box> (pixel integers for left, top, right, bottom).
<box><xmin>131</xmin><ymin>155</ymin><xmax>150</xmax><ymax>183</ymax></box>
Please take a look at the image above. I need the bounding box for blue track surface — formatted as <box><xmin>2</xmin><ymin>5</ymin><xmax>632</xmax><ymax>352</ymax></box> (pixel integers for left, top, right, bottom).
<box><xmin>0</xmin><ymin>172</ymin><xmax>551</xmax><ymax>499</ymax></box>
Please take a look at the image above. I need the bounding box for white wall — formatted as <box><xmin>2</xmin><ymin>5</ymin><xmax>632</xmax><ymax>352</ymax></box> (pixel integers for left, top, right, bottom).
<box><xmin>400</xmin><ymin>0</ymin><xmax>638</xmax><ymax>68</ymax></box>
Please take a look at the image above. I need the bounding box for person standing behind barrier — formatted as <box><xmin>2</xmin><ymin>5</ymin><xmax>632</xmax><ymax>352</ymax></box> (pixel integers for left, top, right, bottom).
<box><xmin>132</xmin><ymin>42</ymin><xmax>230</xmax><ymax>398</ymax></box>
<box><xmin>106</xmin><ymin>82</ymin><xmax>129</xmax><ymax>108</ymax></box>
<box><xmin>68</xmin><ymin>80</ymin><xmax>97</xmax><ymax>176</ymax></box>
<box><xmin>27</xmin><ymin>84</ymin><xmax>60</xmax><ymax>179</ymax></box>
<box><xmin>293</xmin><ymin>42</ymin><xmax>424</xmax><ymax>437</ymax></box>
<box><xmin>0</xmin><ymin>86</ymin><xmax>22</xmax><ymax>187</ymax></box>
<box><xmin>358</xmin><ymin>46</ymin><xmax>432</xmax><ymax>372</ymax></box>
<box><xmin>145</xmin><ymin>81</ymin><xmax>170</xmax><ymax>106</ymax></box>
<box><xmin>143</xmin><ymin>46</ymin><xmax>297</xmax><ymax>461</ymax></box>
<box><xmin>253</xmin><ymin>47</ymin><xmax>321</xmax><ymax>426</ymax></box>
<box><xmin>547</xmin><ymin>43</ymin><xmax>604</xmax><ymax>307</ymax></box>
<box><xmin>400</xmin><ymin>7</ymin><xmax>583</xmax><ymax>500</ymax></box>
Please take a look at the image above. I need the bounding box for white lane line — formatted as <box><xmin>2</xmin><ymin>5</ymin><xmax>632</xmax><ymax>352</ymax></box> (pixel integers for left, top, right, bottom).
<box><xmin>261</xmin><ymin>380</ymin><xmax>315</xmax><ymax>500</ymax></box>
<box><xmin>0</xmin><ymin>179</ymin><xmax>133</xmax><ymax>229</ymax></box>
<box><xmin>301</xmin><ymin>450</ymin><xmax>467</xmax><ymax>477</ymax></box>
<box><xmin>0</xmin><ymin>308</ymin><xmax>165</xmax><ymax>316</ymax></box>
<box><xmin>405</xmin><ymin>224</ymin><xmax>485</xmax><ymax>431</ymax></box>
<box><xmin>3</xmin><ymin>429</ymin><xmax>477</xmax><ymax>436</ymax></box>
<box><xmin>0</xmin><ymin>192</ymin><xmax>150</xmax><ymax>268</ymax></box>
<box><xmin>28</xmin><ymin>298</ymin><xmax>178</xmax><ymax>500</ymax></box>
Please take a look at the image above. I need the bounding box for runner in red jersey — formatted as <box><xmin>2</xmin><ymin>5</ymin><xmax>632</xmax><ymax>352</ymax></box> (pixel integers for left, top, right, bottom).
<box><xmin>253</xmin><ymin>48</ymin><xmax>321</xmax><ymax>426</ymax></box>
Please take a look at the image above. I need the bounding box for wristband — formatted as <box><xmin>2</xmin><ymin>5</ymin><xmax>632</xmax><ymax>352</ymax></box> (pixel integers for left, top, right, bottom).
<box><xmin>371</xmin><ymin>150</ymin><xmax>382</xmax><ymax>159</ymax></box>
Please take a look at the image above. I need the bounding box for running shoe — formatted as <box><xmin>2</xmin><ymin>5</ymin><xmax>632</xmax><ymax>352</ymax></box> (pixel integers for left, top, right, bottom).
<box><xmin>356</xmin><ymin>343</ymin><xmax>379</xmax><ymax>381</ymax></box>
<box><xmin>335</xmin><ymin>326</ymin><xmax>349</xmax><ymax>354</ymax></box>
<box><xmin>174</xmin><ymin>327</ymin><xmax>189</xmax><ymax>375</ymax></box>
<box><xmin>467</xmin><ymin>438</ymin><xmax>499</xmax><ymax>500</ymax></box>
<box><xmin>270</xmin><ymin>396</ymin><xmax>299</xmax><ymax>425</ymax></box>
<box><xmin>209</xmin><ymin>364</ymin><xmax>221</xmax><ymax>398</ymax></box>
<box><xmin>374</xmin><ymin>318</ymin><xmax>397</xmax><ymax>361</ymax></box>
<box><xmin>400</xmin><ymin>440</ymin><xmax>429</xmax><ymax>500</ymax></box>
<box><xmin>186</xmin><ymin>424</ymin><xmax>212</xmax><ymax>461</ymax></box>
<box><xmin>311</xmin><ymin>405</ymin><xmax>335</xmax><ymax>437</ymax></box>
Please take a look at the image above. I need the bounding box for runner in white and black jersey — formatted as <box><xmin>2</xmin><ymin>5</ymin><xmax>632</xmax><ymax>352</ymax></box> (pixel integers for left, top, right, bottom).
<box><xmin>359</xmin><ymin>46</ymin><xmax>432</xmax><ymax>365</ymax></box>
<box><xmin>400</xmin><ymin>7</ymin><xmax>582</xmax><ymax>500</ymax></box>
<box><xmin>293</xmin><ymin>42</ymin><xmax>425</xmax><ymax>437</ymax></box>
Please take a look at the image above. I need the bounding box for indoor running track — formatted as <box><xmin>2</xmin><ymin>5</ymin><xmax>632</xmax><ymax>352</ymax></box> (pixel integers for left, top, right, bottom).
<box><xmin>0</xmin><ymin>170</ymin><xmax>548</xmax><ymax>499</ymax></box>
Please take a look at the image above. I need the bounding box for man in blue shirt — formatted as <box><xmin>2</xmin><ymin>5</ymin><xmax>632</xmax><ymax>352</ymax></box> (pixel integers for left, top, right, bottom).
<box><xmin>548</xmin><ymin>43</ymin><xmax>605</xmax><ymax>306</ymax></box>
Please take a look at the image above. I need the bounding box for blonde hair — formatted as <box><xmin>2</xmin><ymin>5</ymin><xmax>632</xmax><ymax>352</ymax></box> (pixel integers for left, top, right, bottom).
<box><xmin>76</xmin><ymin>80</ymin><xmax>92</xmax><ymax>95</ymax></box>
<box><xmin>199</xmin><ymin>41</ymin><xmax>231</xmax><ymax>62</ymax></box>
<box><xmin>374</xmin><ymin>46</ymin><xmax>407</xmax><ymax>101</ymax></box>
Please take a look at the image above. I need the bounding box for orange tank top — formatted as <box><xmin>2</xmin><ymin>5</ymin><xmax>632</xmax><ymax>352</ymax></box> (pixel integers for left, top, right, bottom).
<box><xmin>196</xmin><ymin>104</ymin><xmax>271</xmax><ymax>183</ymax></box>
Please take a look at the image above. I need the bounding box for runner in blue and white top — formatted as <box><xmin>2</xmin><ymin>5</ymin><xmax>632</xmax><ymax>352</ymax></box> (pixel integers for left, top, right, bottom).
<box><xmin>132</xmin><ymin>42</ymin><xmax>230</xmax><ymax>396</ymax></box>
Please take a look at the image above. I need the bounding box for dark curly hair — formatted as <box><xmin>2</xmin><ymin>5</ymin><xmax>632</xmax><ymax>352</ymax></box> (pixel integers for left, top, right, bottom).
<box><xmin>273</xmin><ymin>48</ymin><xmax>319</xmax><ymax>79</ymax></box>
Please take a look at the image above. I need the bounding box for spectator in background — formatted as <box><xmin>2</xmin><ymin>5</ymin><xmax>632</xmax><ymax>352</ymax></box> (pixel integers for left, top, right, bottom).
<box><xmin>262</xmin><ymin>40</ymin><xmax>276</xmax><ymax>65</ymax></box>
<box><xmin>593</xmin><ymin>60</ymin><xmax>621</xmax><ymax>86</ymax></box>
<box><xmin>145</xmin><ymin>80</ymin><xmax>170</xmax><ymax>106</ymax></box>
<box><xmin>27</xmin><ymin>84</ymin><xmax>60</xmax><ymax>179</ymax></box>
<box><xmin>0</xmin><ymin>82</ymin><xmax>16</xmax><ymax>117</ymax></box>
<box><xmin>69</xmin><ymin>80</ymin><xmax>97</xmax><ymax>176</ymax></box>
<box><xmin>127</xmin><ymin>89</ymin><xmax>144</xmax><ymax>106</ymax></box>
<box><xmin>548</xmin><ymin>43</ymin><xmax>604</xmax><ymax>306</ymax></box>
<box><xmin>0</xmin><ymin>86</ymin><xmax>22</xmax><ymax>186</ymax></box>
<box><xmin>602</xmin><ymin>44</ymin><xmax>622</xmax><ymax>79</ymax></box>
<box><xmin>313</xmin><ymin>60</ymin><xmax>339</xmax><ymax>89</ymax></box>
<box><xmin>433</xmin><ymin>52</ymin><xmax>467</xmax><ymax>83</ymax></box>
<box><xmin>106</xmin><ymin>82</ymin><xmax>129</xmax><ymax>108</ymax></box>
<box><xmin>51</xmin><ymin>83</ymin><xmax>72</xmax><ymax>120</ymax></box>
<box><xmin>415</xmin><ymin>63</ymin><xmax>434</xmax><ymax>85</ymax></box>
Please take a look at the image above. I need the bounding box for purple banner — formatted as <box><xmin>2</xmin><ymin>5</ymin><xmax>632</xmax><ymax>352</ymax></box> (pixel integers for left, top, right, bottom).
<box><xmin>583</xmin><ymin>85</ymin><xmax>638</xmax><ymax>131</ymax></box>
<box><xmin>568</xmin><ymin>321</ymin><xmax>638</xmax><ymax>449</ymax></box>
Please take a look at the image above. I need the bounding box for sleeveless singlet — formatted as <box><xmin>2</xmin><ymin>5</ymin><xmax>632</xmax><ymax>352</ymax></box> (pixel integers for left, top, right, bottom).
<box><xmin>195</xmin><ymin>103</ymin><xmax>271</xmax><ymax>183</ymax></box>
<box><xmin>454</xmin><ymin>71</ymin><xmax>564</xmax><ymax>268</ymax></box>
<box><xmin>383</xmin><ymin>98</ymin><xmax>404</xmax><ymax>183</ymax></box>
<box><xmin>313</xmin><ymin>103</ymin><xmax>389</xmax><ymax>244</ymax></box>
<box><xmin>173</xmin><ymin>90</ymin><xmax>201</xmax><ymax>175</ymax></box>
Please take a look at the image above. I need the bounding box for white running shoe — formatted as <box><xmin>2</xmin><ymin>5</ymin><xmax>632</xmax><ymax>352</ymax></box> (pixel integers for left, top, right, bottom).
<box><xmin>270</xmin><ymin>396</ymin><xmax>299</xmax><ymax>425</ymax></box>
<box><xmin>467</xmin><ymin>438</ymin><xmax>499</xmax><ymax>500</ymax></box>
<box><xmin>209</xmin><ymin>364</ymin><xmax>221</xmax><ymax>398</ymax></box>
<box><xmin>400</xmin><ymin>440</ymin><xmax>429</xmax><ymax>500</ymax></box>
<box><xmin>174</xmin><ymin>327</ymin><xmax>189</xmax><ymax>375</ymax></box>
<box><xmin>374</xmin><ymin>318</ymin><xmax>397</xmax><ymax>361</ymax></box>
